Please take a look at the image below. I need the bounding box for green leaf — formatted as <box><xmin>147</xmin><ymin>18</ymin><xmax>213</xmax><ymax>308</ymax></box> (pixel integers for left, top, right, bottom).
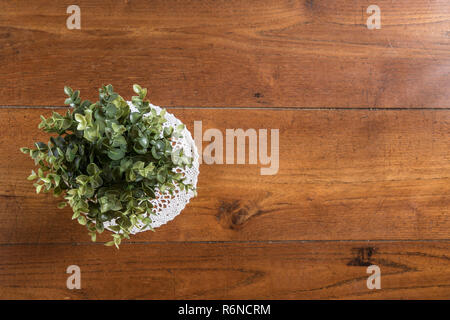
<box><xmin>113</xmin><ymin>235</ymin><xmax>121</xmax><ymax>249</ymax></box>
<box><xmin>53</xmin><ymin>174</ymin><xmax>61</xmax><ymax>186</ymax></box>
<box><xmin>137</xmin><ymin>136</ymin><xmax>149</xmax><ymax>148</ymax></box>
<box><xmin>133</xmin><ymin>84</ymin><xmax>142</xmax><ymax>94</ymax></box>
<box><xmin>57</xmin><ymin>201</ymin><xmax>67</xmax><ymax>209</ymax></box>
<box><xmin>131</xmin><ymin>96</ymin><xmax>142</xmax><ymax>105</ymax></box>
<box><xmin>34</xmin><ymin>142</ymin><xmax>47</xmax><ymax>151</ymax></box>
<box><xmin>96</xmin><ymin>222</ymin><xmax>104</xmax><ymax>233</ymax></box>
<box><xmin>35</xmin><ymin>184</ymin><xmax>43</xmax><ymax>194</ymax></box>
<box><xmin>151</xmin><ymin>146</ymin><xmax>163</xmax><ymax>159</ymax></box>
<box><xmin>72</xmin><ymin>211</ymin><xmax>81</xmax><ymax>220</ymax></box>
<box><xmin>155</xmin><ymin>140</ymin><xmax>165</xmax><ymax>151</ymax></box>
<box><xmin>156</xmin><ymin>169</ymin><xmax>166</xmax><ymax>184</ymax></box>
<box><xmin>71</xmin><ymin>90</ymin><xmax>80</xmax><ymax>101</ymax></box>
<box><xmin>107</xmin><ymin>148</ymin><xmax>125</xmax><ymax>161</ymax></box>
<box><xmin>27</xmin><ymin>170</ymin><xmax>37</xmax><ymax>180</ymax></box>
<box><xmin>87</xmin><ymin>163</ymin><xmax>100</xmax><ymax>176</ymax></box>
<box><xmin>139</xmin><ymin>88</ymin><xmax>147</xmax><ymax>99</ymax></box>
<box><xmin>130</xmin><ymin>112</ymin><xmax>141</xmax><ymax>124</ymax></box>
<box><xmin>163</xmin><ymin>126</ymin><xmax>174</xmax><ymax>137</ymax></box>
<box><xmin>99</xmin><ymin>195</ymin><xmax>122</xmax><ymax>213</ymax></box>
<box><xmin>65</xmin><ymin>146</ymin><xmax>77</xmax><ymax>162</ymax></box>
<box><xmin>75</xmin><ymin>113</ymin><xmax>87</xmax><ymax>130</ymax></box>
<box><xmin>105</xmin><ymin>103</ymin><xmax>118</xmax><ymax>119</ymax></box>
<box><xmin>76</xmin><ymin>175</ymin><xmax>89</xmax><ymax>185</ymax></box>
<box><xmin>64</xmin><ymin>86</ymin><xmax>73</xmax><ymax>96</ymax></box>
<box><xmin>111</xmin><ymin>122</ymin><xmax>126</xmax><ymax>134</ymax></box>
<box><xmin>77</xmin><ymin>215</ymin><xmax>87</xmax><ymax>225</ymax></box>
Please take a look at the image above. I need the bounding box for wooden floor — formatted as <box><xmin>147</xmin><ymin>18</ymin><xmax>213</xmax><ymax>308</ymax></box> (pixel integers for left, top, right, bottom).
<box><xmin>0</xmin><ymin>0</ymin><xmax>449</xmax><ymax>299</ymax></box>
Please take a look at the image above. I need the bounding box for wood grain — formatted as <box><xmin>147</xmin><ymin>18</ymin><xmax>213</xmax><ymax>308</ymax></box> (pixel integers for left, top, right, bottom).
<box><xmin>0</xmin><ymin>0</ymin><xmax>449</xmax><ymax>108</ymax></box>
<box><xmin>0</xmin><ymin>241</ymin><xmax>449</xmax><ymax>299</ymax></box>
<box><xmin>0</xmin><ymin>0</ymin><xmax>449</xmax><ymax>300</ymax></box>
<box><xmin>1</xmin><ymin>108</ymin><xmax>450</xmax><ymax>245</ymax></box>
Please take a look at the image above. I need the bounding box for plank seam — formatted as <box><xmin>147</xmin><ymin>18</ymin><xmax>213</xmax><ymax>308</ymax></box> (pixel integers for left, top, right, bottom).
<box><xmin>1</xmin><ymin>239</ymin><xmax>449</xmax><ymax>247</ymax></box>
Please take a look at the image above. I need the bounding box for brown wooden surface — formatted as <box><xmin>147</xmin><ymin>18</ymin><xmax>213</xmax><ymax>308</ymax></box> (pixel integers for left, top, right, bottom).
<box><xmin>1</xmin><ymin>108</ymin><xmax>450</xmax><ymax>244</ymax></box>
<box><xmin>0</xmin><ymin>0</ymin><xmax>449</xmax><ymax>108</ymax></box>
<box><xmin>0</xmin><ymin>0</ymin><xmax>449</xmax><ymax>300</ymax></box>
<box><xmin>1</xmin><ymin>241</ymin><xmax>449</xmax><ymax>299</ymax></box>
<box><xmin>1</xmin><ymin>107</ymin><xmax>450</xmax><ymax>299</ymax></box>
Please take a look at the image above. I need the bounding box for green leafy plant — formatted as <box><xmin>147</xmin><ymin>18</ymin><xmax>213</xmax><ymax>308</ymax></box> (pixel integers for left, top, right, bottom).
<box><xmin>20</xmin><ymin>84</ymin><xmax>194</xmax><ymax>248</ymax></box>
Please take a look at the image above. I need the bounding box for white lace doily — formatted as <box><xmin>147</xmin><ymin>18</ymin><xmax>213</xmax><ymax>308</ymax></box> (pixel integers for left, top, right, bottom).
<box><xmin>103</xmin><ymin>102</ymin><xmax>199</xmax><ymax>234</ymax></box>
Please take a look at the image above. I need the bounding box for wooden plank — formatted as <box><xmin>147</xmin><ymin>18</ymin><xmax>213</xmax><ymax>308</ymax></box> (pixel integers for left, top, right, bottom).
<box><xmin>0</xmin><ymin>241</ymin><xmax>449</xmax><ymax>299</ymax></box>
<box><xmin>0</xmin><ymin>0</ymin><xmax>449</xmax><ymax>108</ymax></box>
<box><xmin>1</xmin><ymin>108</ymin><xmax>450</xmax><ymax>244</ymax></box>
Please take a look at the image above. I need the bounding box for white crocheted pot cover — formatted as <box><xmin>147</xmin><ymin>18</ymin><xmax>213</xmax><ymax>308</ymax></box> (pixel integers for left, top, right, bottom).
<box><xmin>103</xmin><ymin>102</ymin><xmax>199</xmax><ymax>234</ymax></box>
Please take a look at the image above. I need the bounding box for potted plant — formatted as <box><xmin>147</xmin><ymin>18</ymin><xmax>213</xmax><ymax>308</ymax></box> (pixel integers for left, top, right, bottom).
<box><xmin>20</xmin><ymin>84</ymin><xmax>198</xmax><ymax>248</ymax></box>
